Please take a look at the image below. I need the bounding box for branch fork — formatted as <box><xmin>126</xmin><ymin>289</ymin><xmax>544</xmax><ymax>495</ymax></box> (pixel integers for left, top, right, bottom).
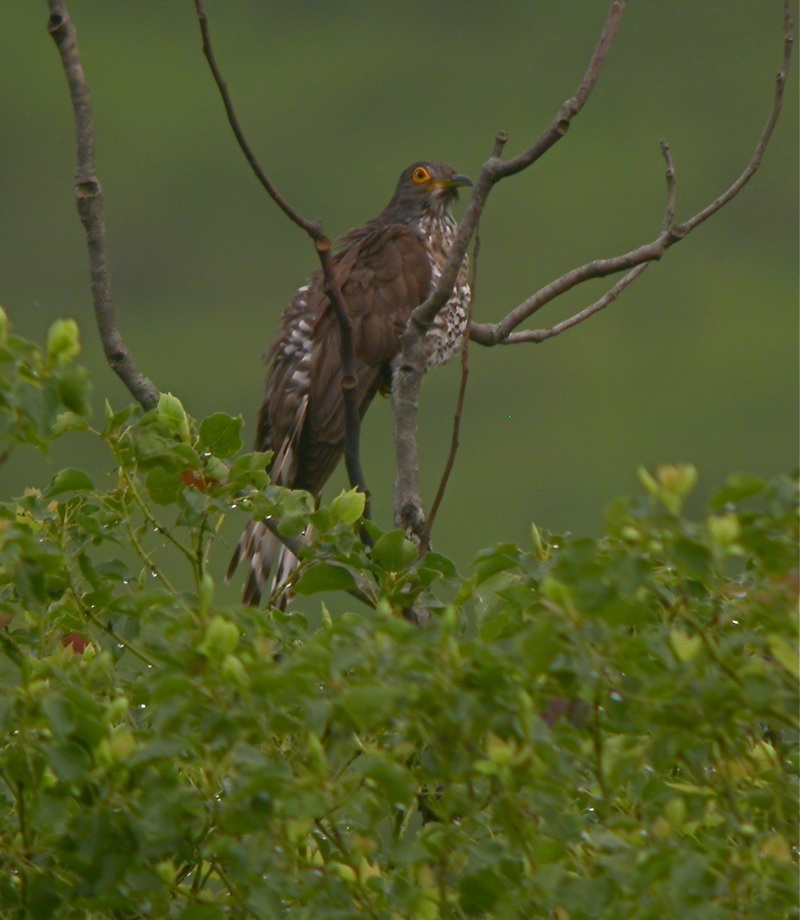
<box><xmin>392</xmin><ymin>0</ymin><xmax>793</xmax><ymax>541</ymax></box>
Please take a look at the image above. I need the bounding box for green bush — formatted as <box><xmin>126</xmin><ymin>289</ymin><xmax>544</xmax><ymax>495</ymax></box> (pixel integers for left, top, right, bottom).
<box><xmin>0</xmin><ymin>316</ymin><xmax>797</xmax><ymax>919</ymax></box>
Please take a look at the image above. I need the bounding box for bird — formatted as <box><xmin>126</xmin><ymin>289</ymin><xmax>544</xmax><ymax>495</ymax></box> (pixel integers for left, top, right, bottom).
<box><xmin>227</xmin><ymin>161</ymin><xmax>472</xmax><ymax>606</ymax></box>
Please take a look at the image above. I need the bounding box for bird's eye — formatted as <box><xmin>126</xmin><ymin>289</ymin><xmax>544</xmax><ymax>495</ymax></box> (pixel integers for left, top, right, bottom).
<box><xmin>412</xmin><ymin>166</ymin><xmax>431</xmax><ymax>185</ymax></box>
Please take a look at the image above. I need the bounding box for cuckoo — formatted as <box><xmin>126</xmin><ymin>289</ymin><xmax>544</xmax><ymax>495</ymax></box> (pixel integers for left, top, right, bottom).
<box><xmin>228</xmin><ymin>160</ymin><xmax>472</xmax><ymax>605</ymax></box>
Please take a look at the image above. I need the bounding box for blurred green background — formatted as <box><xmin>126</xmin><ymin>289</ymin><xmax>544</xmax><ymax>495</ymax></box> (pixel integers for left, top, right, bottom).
<box><xmin>3</xmin><ymin>2</ymin><xmax>798</xmax><ymax>580</ymax></box>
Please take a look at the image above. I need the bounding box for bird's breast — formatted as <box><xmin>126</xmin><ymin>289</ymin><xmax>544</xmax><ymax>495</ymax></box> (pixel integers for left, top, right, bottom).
<box><xmin>413</xmin><ymin>214</ymin><xmax>470</xmax><ymax>368</ymax></box>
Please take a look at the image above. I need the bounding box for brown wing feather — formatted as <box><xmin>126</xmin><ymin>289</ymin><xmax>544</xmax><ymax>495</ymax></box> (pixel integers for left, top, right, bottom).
<box><xmin>228</xmin><ymin>222</ymin><xmax>431</xmax><ymax>606</ymax></box>
<box><xmin>262</xmin><ymin>222</ymin><xmax>431</xmax><ymax>494</ymax></box>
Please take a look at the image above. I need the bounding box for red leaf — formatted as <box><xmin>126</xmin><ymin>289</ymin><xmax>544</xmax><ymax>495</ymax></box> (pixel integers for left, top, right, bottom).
<box><xmin>60</xmin><ymin>632</ymin><xmax>88</xmax><ymax>654</ymax></box>
<box><xmin>181</xmin><ymin>470</ymin><xmax>218</xmax><ymax>491</ymax></box>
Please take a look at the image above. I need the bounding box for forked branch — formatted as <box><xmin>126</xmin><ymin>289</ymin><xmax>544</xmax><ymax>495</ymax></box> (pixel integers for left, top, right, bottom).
<box><xmin>470</xmin><ymin>20</ymin><xmax>793</xmax><ymax>347</ymax></box>
<box><xmin>393</xmin><ymin>1</ymin><xmax>793</xmax><ymax>542</ymax></box>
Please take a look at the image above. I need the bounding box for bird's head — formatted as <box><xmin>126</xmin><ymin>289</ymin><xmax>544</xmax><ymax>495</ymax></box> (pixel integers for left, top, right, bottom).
<box><xmin>384</xmin><ymin>161</ymin><xmax>472</xmax><ymax>221</ymax></box>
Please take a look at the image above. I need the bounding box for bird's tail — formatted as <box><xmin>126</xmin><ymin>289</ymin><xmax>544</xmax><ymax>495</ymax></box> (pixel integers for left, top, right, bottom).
<box><xmin>226</xmin><ymin>519</ymin><xmax>298</xmax><ymax>609</ymax></box>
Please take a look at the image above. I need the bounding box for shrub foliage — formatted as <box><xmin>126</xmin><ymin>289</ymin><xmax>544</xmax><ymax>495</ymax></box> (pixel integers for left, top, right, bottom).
<box><xmin>1</xmin><ymin>315</ymin><xmax>797</xmax><ymax>919</ymax></box>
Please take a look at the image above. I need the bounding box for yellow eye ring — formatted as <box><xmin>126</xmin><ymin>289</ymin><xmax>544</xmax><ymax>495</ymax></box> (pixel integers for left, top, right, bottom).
<box><xmin>412</xmin><ymin>166</ymin><xmax>431</xmax><ymax>185</ymax></box>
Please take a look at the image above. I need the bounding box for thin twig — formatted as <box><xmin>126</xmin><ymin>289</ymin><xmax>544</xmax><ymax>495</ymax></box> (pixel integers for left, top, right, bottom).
<box><xmin>502</xmin><ymin>263</ymin><xmax>651</xmax><ymax>345</ymax></box>
<box><xmin>46</xmin><ymin>2</ymin><xmax>159</xmax><ymax>411</ymax></box>
<box><xmin>192</xmin><ymin>0</ymin><xmax>370</xmax><ymax>517</ymax></box>
<box><xmin>413</xmin><ymin>0</ymin><xmax>629</xmax><ymax>334</ymax></box>
<box><xmin>660</xmin><ymin>140</ymin><xmax>677</xmax><ymax>230</ymax></box>
<box><xmin>470</xmin><ymin>6</ymin><xmax>794</xmax><ymax>348</ymax></box>
<box><xmin>680</xmin><ymin>0</ymin><xmax>794</xmax><ymax>235</ymax></box>
<box><xmin>192</xmin><ymin>0</ymin><xmax>320</xmax><ymax>239</ymax></box>
<box><xmin>422</xmin><ymin>226</ymin><xmax>482</xmax><ymax>553</ymax></box>
<box><xmin>498</xmin><ymin>138</ymin><xmax>676</xmax><ymax>345</ymax></box>
<box><xmin>58</xmin><ymin>509</ymin><xmax>161</xmax><ymax>668</ymax></box>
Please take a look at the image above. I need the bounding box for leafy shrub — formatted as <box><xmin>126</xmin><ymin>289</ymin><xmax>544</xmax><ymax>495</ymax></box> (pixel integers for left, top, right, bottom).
<box><xmin>0</xmin><ymin>317</ymin><xmax>797</xmax><ymax>919</ymax></box>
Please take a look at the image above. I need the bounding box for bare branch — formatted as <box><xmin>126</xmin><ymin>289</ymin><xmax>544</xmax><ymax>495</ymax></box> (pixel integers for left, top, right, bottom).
<box><xmin>192</xmin><ymin>0</ymin><xmax>321</xmax><ymax>239</ymax></box>
<box><xmin>421</xmin><ymin>227</ymin><xmax>482</xmax><ymax>553</ymax></box>
<box><xmin>413</xmin><ymin>0</ymin><xmax>629</xmax><ymax>336</ymax></box>
<box><xmin>494</xmin><ymin>0</ymin><xmax>629</xmax><ymax>181</ymax></box>
<box><xmin>392</xmin><ymin>0</ymin><xmax>629</xmax><ymax>536</ymax></box>
<box><xmin>192</xmin><ymin>0</ymin><xmax>370</xmax><ymax>516</ymax></box>
<box><xmin>475</xmin><ymin>138</ymin><xmax>672</xmax><ymax>346</ymax></box>
<box><xmin>470</xmin><ymin>8</ymin><xmax>793</xmax><ymax>348</ymax></box>
<box><xmin>501</xmin><ymin>264</ymin><xmax>651</xmax><ymax>346</ymax></box>
<box><xmin>660</xmin><ymin>141</ymin><xmax>677</xmax><ymax>231</ymax></box>
<box><xmin>679</xmin><ymin>3</ymin><xmax>793</xmax><ymax>235</ymax></box>
<box><xmin>46</xmin><ymin>1</ymin><xmax>159</xmax><ymax>411</ymax></box>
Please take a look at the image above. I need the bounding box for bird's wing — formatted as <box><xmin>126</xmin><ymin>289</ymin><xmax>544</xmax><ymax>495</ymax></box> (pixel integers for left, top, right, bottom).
<box><xmin>262</xmin><ymin>223</ymin><xmax>432</xmax><ymax>495</ymax></box>
<box><xmin>229</xmin><ymin>224</ymin><xmax>431</xmax><ymax>607</ymax></box>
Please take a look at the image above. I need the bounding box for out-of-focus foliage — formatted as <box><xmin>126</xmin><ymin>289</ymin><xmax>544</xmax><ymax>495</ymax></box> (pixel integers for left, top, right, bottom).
<box><xmin>0</xmin><ymin>309</ymin><xmax>91</xmax><ymax>458</ymax></box>
<box><xmin>1</xmin><ymin>323</ymin><xmax>797</xmax><ymax>918</ymax></box>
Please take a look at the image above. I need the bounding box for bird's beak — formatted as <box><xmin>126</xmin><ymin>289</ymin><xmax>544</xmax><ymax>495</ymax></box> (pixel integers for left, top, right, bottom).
<box><xmin>439</xmin><ymin>174</ymin><xmax>473</xmax><ymax>189</ymax></box>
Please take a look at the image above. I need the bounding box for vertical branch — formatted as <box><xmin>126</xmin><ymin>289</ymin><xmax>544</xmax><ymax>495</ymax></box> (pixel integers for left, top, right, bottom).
<box><xmin>393</xmin><ymin>1</ymin><xmax>628</xmax><ymax>538</ymax></box>
<box><xmin>46</xmin><ymin>1</ymin><xmax>160</xmax><ymax>411</ymax></box>
<box><xmin>421</xmin><ymin>226</ymin><xmax>482</xmax><ymax>554</ymax></box>
<box><xmin>316</xmin><ymin>241</ymin><xmax>372</xmax><ymax>527</ymax></box>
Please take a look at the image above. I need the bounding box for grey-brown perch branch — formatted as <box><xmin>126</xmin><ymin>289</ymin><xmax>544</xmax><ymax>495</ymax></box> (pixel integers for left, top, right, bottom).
<box><xmin>47</xmin><ymin>1</ymin><xmax>160</xmax><ymax>411</ymax></box>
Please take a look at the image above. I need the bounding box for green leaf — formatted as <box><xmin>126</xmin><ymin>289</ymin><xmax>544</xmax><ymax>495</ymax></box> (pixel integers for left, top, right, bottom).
<box><xmin>101</xmin><ymin>402</ymin><xmax>140</xmax><ymax>437</ymax></box>
<box><xmin>46</xmin><ymin>318</ymin><xmax>81</xmax><ymax>363</ymax></box>
<box><xmin>459</xmin><ymin>867</ymin><xmax>506</xmax><ymax>915</ymax></box>
<box><xmin>228</xmin><ymin>451</ymin><xmax>271</xmax><ymax>489</ymax></box>
<box><xmin>199</xmin><ymin>412</ymin><xmax>243</xmax><ymax>458</ymax></box>
<box><xmin>670</xmin><ymin>628</ymin><xmax>703</xmax><ymax>662</ymax></box>
<box><xmin>146</xmin><ymin>465</ymin><xmax>183</xmax><ymax>506</ymax></box>
<box><xmin>371</xmin><ymin>530</ymin><xmax>418</xmax><ymax>572</ymax></box>
<box><xmin>329</xmin><ymin>488</ymin><xmax>366</xmax><ymax>525</ymax></box>
<box><xmin>672</xmin><ymin>536</ymin><xmax>711</xmax><ymax>578</ymax></box>
<box><xmin>294</xmin><ymin>563</ymin><xmax>358</xmax><ymax>596</ymax></box>
<box><xmin>339</xmin><ymin>685</ymin><xmax>396</xmax><ymax>730</ymax></box>
<box><xmin>709</xmin><ymin>473</ymin><xmax>767</xmax><ymax>511</ymax></box>
<box><xmin>180</xmin><ymin>905</ymin><xmax>226</xmax><ymax>920</ymax></box>
<box><xmin>204</xmin><ymin>455</ymin><xmax>229</xmax><ymax>482</ymax></box>
<box><xmin>768</xmin><ymin>634</ymin><xmax>799</xmax><ymax>678</ymax></box>
<box><xmin>0</xmin><ymin>695</ymin><xmax>14</xmax><ymax>734</ymax></box>
<box><xmin>42</xmin><ymin>694</ymin><xmax>77</xmax><ymax>740</ymax></box>
<box><xmin>56</xmin><ymin>364</ymin><xmax>92</xmax><ymax>415</ymax></box>
<box><xmin>156</xmin><ymin>392</ymin><xmax>191</xmax><ymax>442</ymax></box>
<box><xmin>197</xmin><ymin>616</ymin><xmax>240</xmax><ymax>658</ymax></box>
<box><xmin>46</xmin><ymin>740</ymin><xmax>91</xmax><ymax>784</ymax></box>
<box><xmin>364</xmin><ymin>758</ymin><xmax>415</xmax><ymax>807</ymax></box>
<box><xmin>46</xmin><ymin>467</ymin><xmax>94</xmax><ymax>497</ymax></box>
<box><xmin>473</xmin><ymin>543</ymin><xmax>520</xmax><ymax>585</ymax></box>
<box><xmin>417</xmin><ymin>551</ymin><xmax>457</xmax><ymax>585</ymax></box>
<box><xmin>51</xmin><ymin>411</ymin><xmax>89</xmax><ymax>438</ymax></box>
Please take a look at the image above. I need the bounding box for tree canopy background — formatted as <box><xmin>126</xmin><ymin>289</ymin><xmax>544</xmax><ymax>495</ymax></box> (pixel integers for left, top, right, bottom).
<box><xmin>3</xmin><ymin>2</ymin><xmax>797</xmax><ymax>581</ymax></box>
